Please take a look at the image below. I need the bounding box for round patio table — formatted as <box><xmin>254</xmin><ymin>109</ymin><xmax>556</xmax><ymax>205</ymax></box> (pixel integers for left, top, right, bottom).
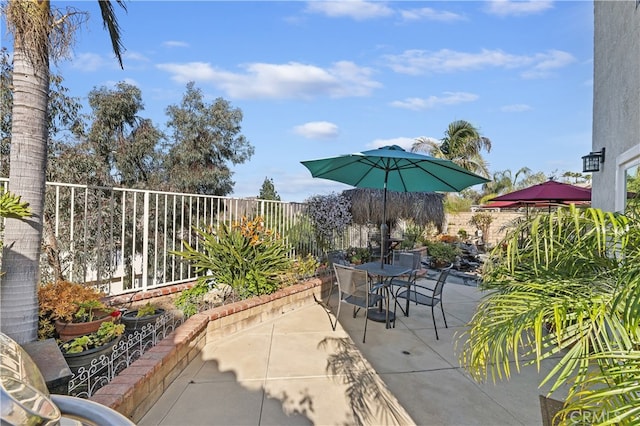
<box><xmin>355</xmin><ymin>262</ymin><xmax>412</xmax><ymax>327</ymax></box>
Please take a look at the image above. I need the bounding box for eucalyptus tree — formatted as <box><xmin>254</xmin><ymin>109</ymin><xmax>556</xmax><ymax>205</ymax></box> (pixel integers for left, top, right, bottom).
<box><xmin>42</xmin><ymin>82</ymin><xmax>164</xmax><ymax>285</ymax></box>
<box><xmin>1</xmin><ymin>46</ymin><xmax>84</xmax><ymax>180</ymax></box>
<box><xmin>164</xmin><ymin>81</ymin><xmax>254</xmax><ymax>196</ymax></box>
<box><xmin>84</xmin><ymin>82</ymin><xmax>163</xmax><ymax>188</ymax></box>
<box><xmin>1</xmin><ymin>0</ymin><xmax>127</xmax><ymax>344</ymax></box>
<box><xmin>0</xmin><ymin>48</ymin><xmax>12</xmax><ymax>176</ymax></box>
<box><xmin>412</xmin><ymin>119</ymin><xmax>492</xmax><ymax>178</ymax></box>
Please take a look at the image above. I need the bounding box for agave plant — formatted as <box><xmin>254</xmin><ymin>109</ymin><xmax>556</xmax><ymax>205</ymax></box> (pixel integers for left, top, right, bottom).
<box><xmin>457</xmin><ymin>204</ymin><xmax>640</xmax><ymax>425</ymax></box>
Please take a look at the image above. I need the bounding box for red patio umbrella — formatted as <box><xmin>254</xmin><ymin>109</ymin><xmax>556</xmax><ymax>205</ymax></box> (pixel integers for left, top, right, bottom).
<box><xmin>488</xmin><ymin>180</ymin><xmax>591</xmax><ymax>205</ymax></box>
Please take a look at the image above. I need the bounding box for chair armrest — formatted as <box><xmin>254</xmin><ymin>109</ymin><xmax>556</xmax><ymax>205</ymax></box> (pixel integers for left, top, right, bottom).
<box><xmin>415</xmin><ymin>268</ymin><xmax>428</xmax><ymax>278</ymax></box>
<box><xmin>412</xmin><ymin>281</ymin><xmax>436</xmax><ymax>293</ymax></box>
<box><xmin>389</xmin><ymin>277</ymin><xmax>413</xmax><ymax>288</ymax></box>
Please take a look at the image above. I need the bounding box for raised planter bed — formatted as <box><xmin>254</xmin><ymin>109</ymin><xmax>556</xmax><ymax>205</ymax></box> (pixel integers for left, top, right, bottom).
<box><xmin>90</xmin><ymin>275</ymin><xmax>332</xmax><ymax>423</ymax></box>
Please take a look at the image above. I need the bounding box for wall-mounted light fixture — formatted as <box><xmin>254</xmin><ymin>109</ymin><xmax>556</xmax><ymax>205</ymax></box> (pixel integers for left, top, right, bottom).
<box><xmin>582</xmin><ymin>147</ymin><xmax>605</xmax><ymax>172</ymax></box>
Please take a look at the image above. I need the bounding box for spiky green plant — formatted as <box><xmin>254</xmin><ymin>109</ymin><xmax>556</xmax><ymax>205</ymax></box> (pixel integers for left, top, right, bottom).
<box><xmin>172</xmin><ymin>216</ymin><xmax>293</xmax><ymax>315</ymax></box>
<box><xmin>0</xmin><ymin>190</ymin><xmax>31</xmax><ymax>219</ymax></box>
<box><xmin>458</xmin><ymin>204</ymin><xmax>640</xmax><ymax>425</ymax></box>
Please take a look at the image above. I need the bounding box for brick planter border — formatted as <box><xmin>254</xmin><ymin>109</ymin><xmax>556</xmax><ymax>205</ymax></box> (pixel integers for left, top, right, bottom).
<box><xmin>90</xmin><ymin>275</ymin><xmax>331</xmax><ymax>422</ymax></box>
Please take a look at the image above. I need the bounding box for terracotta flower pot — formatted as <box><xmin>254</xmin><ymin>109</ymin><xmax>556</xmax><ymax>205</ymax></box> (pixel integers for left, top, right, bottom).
<box><xmin>55</xmin><ymin>310</ymin><xmax>116</xmax><ymax>342</ymax></box>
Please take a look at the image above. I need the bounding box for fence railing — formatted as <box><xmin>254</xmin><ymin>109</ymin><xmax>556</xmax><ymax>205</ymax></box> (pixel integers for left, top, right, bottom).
<box><xmin>1</xmin><ymin>179</ymin><xmax>377</xmax><ymax>297</ymax></box>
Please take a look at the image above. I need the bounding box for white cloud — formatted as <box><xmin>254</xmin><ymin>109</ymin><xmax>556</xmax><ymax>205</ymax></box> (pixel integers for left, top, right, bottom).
<box><xmin>520</xmin><ymin>49</ymin><xmax>576</xmax><ymax>78</ymax></box>
<box><xmin>69</xmin><ymin>52</ymin><xmax>109</xmax><ymax>72</ymax></box>
<box><xmin>157</xmin><ymin>61</ymin><xmax>381</xmax><ymax>100</ymax></box>
<box><xmin>400</xmin><ymin>7</ymin><xmax>466</xmax><ymax>22</ymax></box>
<box><xmin>390</xmin><ymin>92</ymin><xmax>478</xmax><ymax>111</ymax></box>
<box><xmin>70</xmin><ymin>51</ymin><xmax>149</xmax><ymax>72</ymax></box>
<box><xmin>305</xmin><ymin>0</ymin><xmax>394</xmax><ymax>21</ymax></box>
<box><xmin>124</xmin><ymin>51</ymin><xmax>150</xmax><ymax>63</ymax></box>
<box><xmin>485</xmin><ymin>0</ymin><xmax>553</xmax><ymax>17</ymax></box>
<box><xmin>500</xmin><ymin>104</ymin><xmax>532</xmax><ymax>112</ymax></box>
<box><xmin>368</xmin><ymin>137</ymin><xmax>416</xmax><ymax>151</ymax></box>
<box><xmin>163</xmin><ymin>41</ymin><xmax>190</xmax><ymax>48</ymax></box>
<box><xmin>293</xmin><ymin>121</ymin><xmax>340</xmax><ymax>139</ymax></box>
<box><xmin>383</xmin><ymin>48</ymin><xmax>575</xmax><ymax>79</ymax></box>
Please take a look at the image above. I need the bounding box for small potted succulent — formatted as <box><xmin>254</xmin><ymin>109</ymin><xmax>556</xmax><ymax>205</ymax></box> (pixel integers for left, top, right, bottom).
<box><xmin>121</xmin><ymin>302</ymin><xmax>165</xmax><ymax>334</ymax></box>
<box><xmin>60</xmin><ymin>321</ymin><xmax>125</xmax><ymax>371</ymax></box>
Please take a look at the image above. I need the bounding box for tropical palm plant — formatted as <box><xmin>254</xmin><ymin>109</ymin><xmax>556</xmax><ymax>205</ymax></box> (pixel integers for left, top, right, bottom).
<box><xmin>411</xmin><ymin>120</ymin><xmax>492</xmax><ymax>178</ymax></box>
<box><xmin>480</xmin><ymin>167</ymin><xmax>534</xmax><ymax>202</ymax></box>
<box><xmin>458</xmin><ymin>204</ymin><xmax>640</xmax><ymax>425</ymax></box>
<box><xmin>1</xmin><ymin>0</ymin><xmax>127</xmax><ymax>344</ymax></box>
<box><xmin>0</xmin><ymin>189</ymin><xmax>30</xmax><ymax>220</ymax></box>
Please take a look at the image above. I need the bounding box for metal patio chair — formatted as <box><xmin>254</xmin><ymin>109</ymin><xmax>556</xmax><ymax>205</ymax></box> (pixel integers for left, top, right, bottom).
<box><xmin>332</xmin><ymin>263</ymin><xmax>386</xmax><ymax>343</ymax></box>
<box><xmin>326</xmin><ymin>250</ymin><xmax>349</xmax><ymax>307</ymax></box>
<box><xmin>393</xmin><ymin>267</ymin><xmax>450</xmax><ymax>339</ymax></box>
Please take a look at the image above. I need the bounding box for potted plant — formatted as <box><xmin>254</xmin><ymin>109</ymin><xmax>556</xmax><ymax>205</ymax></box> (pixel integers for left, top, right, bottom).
<box><xmin>457</xmin><ymin>205</ymin><xmax>640</xmax><ymax>424</ymax></box>
<box><xmin>121</xmin><ymin>302</ymin><xmax>165</xmax><ymax>334</ymax></box>
<box><xmin>346</xmin><ymin>247</ymin><xmax>371</xmax><ymax>265</ymax></box>
<box><xmin>38</xmin><ymin>281</ymin><xmax>120</xmax><ymax>342</ymax></box>
<box><xmin>60</xmin><ymin>321</ymin><xmax>125</xmax><ymax>371</ymax></box>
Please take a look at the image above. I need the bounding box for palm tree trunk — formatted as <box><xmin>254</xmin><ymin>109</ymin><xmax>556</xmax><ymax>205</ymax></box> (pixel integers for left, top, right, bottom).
<box><xmin>1</xmin><ymin>11</ymin><xmax>50</xmax><ymax>344</ymax></box>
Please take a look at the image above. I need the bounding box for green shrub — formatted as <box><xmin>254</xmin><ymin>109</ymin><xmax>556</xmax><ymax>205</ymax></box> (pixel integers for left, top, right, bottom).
<box><xmin>136</xmin><ymin>302</ymin><xmax>159</xmax><ymax>317</ymax></box>
<box><xmin>290</xmin><ymin>254</ymin><xmax>320</xmax><ymax>281</ymax></box>
<box><xmin>424</xmin><ymin>240</ymin><xmax>460</xmax><ymax>266</ymax></box>
<box><xmin>400</xmin><ymin>223</ymin><xmax>424</xmax><ymax>249</ymax></box>
<box><xmin>345</xmin><ymin>247</ymin><xmax>371</xmax><ymax>264</ymax></box>
<box><xmin>172</xmin><ymin>216</ymin><xmax>293</xmax><ymax>315</ymax></box>
<box><xmin>174</xmin><ymin>283</ymin><xmax>210</xmax><ymax>318</ymax></box>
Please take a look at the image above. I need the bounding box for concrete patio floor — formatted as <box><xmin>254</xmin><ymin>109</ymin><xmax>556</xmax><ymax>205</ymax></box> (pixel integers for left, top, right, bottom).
<box><xmin>139</xmin><ymin>276</ymin><xmax>566</xmax><ymax>426</ymax></box>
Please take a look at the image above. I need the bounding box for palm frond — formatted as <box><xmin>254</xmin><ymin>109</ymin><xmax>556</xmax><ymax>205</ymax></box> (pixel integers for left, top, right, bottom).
<box><xmin>457</xmin><ymin>204</ymin><xmax>640</xmax><ymax>422</ymax></box>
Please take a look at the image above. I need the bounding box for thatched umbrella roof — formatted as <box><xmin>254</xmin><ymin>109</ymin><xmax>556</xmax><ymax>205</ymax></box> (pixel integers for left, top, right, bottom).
<box><xmin>342</xmin><ymin>188</ymin><xmax>445</xmax><ymax>229</ymax></box>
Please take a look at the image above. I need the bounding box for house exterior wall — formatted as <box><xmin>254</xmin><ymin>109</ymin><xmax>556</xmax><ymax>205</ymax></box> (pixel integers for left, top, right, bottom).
<box><xmin>591</xmin><ymin>1</ymin><xmax>640</xmax><ymax>211</ymax></box>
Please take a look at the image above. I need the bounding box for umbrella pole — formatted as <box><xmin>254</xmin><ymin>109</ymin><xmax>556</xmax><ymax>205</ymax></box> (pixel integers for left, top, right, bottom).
<box><xmin>381</xmin><ymin>176</ymin><xmax>388</xmax><ymax>268</ymax></box>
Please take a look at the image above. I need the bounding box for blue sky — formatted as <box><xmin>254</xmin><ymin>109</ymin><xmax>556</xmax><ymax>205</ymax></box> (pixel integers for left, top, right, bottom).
<box><xmin>10</xmin><ymin>1</ymin><xmax>595</xmax><ymax>202</ymax></box>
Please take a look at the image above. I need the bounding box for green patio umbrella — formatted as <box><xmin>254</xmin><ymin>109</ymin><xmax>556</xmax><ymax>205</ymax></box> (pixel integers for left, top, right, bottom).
<box><xmin>301</xmin><ymin>145</ymin><xmax>490</xmax><ymax>267</ymax></box>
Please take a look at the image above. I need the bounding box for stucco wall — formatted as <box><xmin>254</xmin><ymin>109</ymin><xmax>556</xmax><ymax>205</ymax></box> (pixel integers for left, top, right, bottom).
<box><xmin>591</xmin><ymin>1</ymin><xmax>640</xmax><ymax>211</ymax></box>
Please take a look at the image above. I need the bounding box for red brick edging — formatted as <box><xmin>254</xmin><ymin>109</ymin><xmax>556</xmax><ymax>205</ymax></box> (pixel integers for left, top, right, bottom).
<box><xmin>90</xmin><ymin>275</ymin><xmax>331</xmax><ymax>422</ymax></box>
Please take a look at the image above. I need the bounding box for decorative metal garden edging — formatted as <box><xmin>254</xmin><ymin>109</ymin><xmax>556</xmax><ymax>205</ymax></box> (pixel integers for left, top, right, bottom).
<box><xmin>67</xmin><ymin>310</ymin><xmax>183</xmax><ymax>398</ymax></box>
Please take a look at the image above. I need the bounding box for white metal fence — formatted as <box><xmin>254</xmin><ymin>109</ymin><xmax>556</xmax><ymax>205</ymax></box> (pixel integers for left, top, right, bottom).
<box><xmin>1</xmin><ymin>179</ymin><xmax>377</xmax><ymax>297</ymax></box>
